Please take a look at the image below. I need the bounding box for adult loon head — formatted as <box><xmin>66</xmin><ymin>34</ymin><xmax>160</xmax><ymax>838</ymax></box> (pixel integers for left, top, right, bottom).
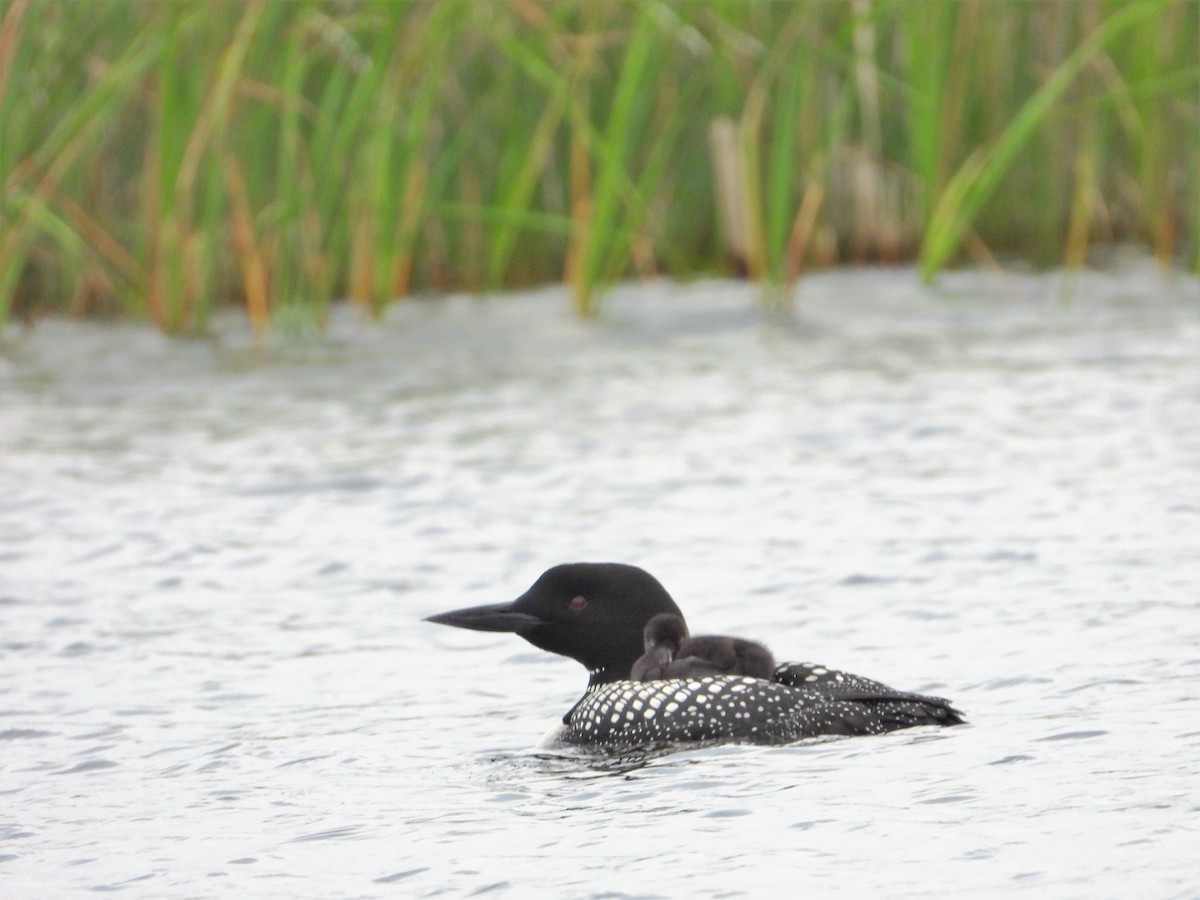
<box><xmin>425</xmin><ymin>562</ymin><xmax>682</xmax><ymax>686</ymax></box>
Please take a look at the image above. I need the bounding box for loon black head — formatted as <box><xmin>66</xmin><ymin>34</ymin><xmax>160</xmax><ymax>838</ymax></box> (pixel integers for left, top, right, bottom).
<box><xmin>425</xmin><ymin>563</ymin><xmax>684</xmax><ymax>685</ymax></box>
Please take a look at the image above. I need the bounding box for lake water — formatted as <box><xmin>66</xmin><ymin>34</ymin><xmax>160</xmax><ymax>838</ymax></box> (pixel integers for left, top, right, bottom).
<box><xmin>2</xmin><ymin>261</ymin><xmax>1198</xmax><ymax>897</ymax></box>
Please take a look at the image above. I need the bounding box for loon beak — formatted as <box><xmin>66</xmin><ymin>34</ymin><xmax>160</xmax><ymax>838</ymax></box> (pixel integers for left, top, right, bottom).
<box><xmin>424</xmin><ymin>601</ymin><xmax>544</xmax><ymax>634</ymax></box>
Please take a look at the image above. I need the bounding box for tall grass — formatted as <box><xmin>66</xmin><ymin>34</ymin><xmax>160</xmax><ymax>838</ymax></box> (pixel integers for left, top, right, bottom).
<box><xmin>1</xmin><ymin>0</ymin><xmax>1196</xmax><ymax>333</ymax></box>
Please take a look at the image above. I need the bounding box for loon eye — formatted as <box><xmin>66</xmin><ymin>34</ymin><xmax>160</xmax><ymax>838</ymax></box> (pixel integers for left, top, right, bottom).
<box><xmin>569</xmin><ymin>595</ymin><xmax>587</xmax><ymax>612</ymax></box>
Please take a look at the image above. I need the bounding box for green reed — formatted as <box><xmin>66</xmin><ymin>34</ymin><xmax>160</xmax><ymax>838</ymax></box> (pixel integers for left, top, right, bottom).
<box><xmin>0</xmin><ymin>0</ymin><xmax>1196</xmax><ymax>333</ymax></box>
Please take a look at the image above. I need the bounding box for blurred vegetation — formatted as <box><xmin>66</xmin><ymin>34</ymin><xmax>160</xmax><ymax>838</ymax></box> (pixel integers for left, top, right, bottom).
<box><xmin>0</xmin><ymin>0</ymin><xmax>1196</xmax><ymax>333</ymax></box>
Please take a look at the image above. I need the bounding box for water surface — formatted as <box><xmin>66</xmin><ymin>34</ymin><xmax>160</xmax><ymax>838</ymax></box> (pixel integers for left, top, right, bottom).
<box><xmin>2</xmin><ymin>262</ymin><xmax>1198</xmax><ymax>896</ymax></box>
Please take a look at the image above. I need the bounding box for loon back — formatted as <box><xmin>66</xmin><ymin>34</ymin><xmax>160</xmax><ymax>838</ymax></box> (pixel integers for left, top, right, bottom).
<box><xmin>563</xmin><ymin>668</ymin><xmax>959</xmax><ymax>750</ymax></box>
<box><xmin>425</xmin><ymin>562</ymin><xmax>964</xmax><ymax>750</ymax></box>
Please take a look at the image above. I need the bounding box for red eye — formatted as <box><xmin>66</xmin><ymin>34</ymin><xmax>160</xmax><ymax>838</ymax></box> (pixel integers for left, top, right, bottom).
<box><xmin>569</xmin><ymin>595</ymin><xmax>587</xmax><ymax>611</ymax></box>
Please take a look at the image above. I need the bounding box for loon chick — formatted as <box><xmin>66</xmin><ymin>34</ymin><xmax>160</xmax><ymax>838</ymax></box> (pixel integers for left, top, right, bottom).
<box><xmin>631</xmin><ymin>613</ymin><xmax>776</xmax><ymax>681</ymax></box>
<box><xmin>425</xmin><ymin>562</ymin><xmax>964</xmax><ymax>751</ymax></box>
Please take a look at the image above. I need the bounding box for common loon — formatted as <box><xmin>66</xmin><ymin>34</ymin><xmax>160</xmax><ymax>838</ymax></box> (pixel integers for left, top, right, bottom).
<box><xmin>425</xmin><ymin>562</ymin><xmax>964</xmax><ymax>751</ymax></box>
<box><xmin>630</xmin><ymin>613</ymin><xmax>776</xmax><ymax>681</ymax></box>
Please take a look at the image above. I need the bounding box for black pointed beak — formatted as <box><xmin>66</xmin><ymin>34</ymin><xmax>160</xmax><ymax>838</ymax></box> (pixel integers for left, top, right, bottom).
<box><xmin>424</xmin><ymin>601</ymin><xmax>545</xmax><ymax>634</ymax></box>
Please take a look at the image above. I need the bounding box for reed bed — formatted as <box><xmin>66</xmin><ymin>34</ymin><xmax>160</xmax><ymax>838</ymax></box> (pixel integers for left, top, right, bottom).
<box><xmin>1</xmin><ymin>0</ymin><xmax>1196</xmax><ymax>333</ymax></box>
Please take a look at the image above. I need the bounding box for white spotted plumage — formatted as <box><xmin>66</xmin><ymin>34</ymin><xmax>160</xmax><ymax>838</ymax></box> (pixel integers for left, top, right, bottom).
<box><xmin>555</xmin><ymin>666</ymin><xmax>961</xmax><ymax>751</ymax></box>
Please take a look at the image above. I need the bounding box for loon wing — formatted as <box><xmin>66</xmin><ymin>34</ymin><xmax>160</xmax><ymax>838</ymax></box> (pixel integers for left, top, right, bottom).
<box><xmin>774</xmin><ymin>661</ymin><xmax>964</xmax><ymax>720</ymax></box>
